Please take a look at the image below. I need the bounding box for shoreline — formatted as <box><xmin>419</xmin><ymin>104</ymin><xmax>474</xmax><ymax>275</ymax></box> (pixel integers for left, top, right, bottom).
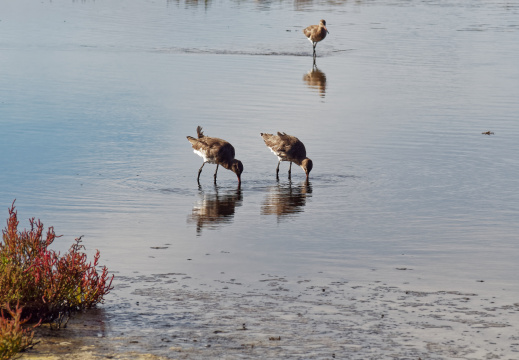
<box><xmin>20</xmin><ymin>271</ymin><xmax>519</xmax><ymax>359</ymax></box>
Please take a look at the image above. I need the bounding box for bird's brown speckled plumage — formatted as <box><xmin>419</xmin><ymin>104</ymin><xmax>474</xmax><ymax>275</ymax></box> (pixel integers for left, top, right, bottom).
<box><xmin>303</xmin><ymin>19</ymin><xmax>329</xmax><ymax>56</ymax></box>
<box><xmin>187</xmin><ymin>126</ymin><xmax>243</xmax><ymax>184</ymax></box>
<box><xmin>260</xmin><ymin>132</ymin><xmax>313</xmax><ymax>180</ymax></box>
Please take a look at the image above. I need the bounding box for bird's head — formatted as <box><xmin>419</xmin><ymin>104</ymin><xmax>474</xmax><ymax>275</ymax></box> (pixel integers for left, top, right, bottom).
<box><xmin>301</xmin><ymin>158</ymin><xmax>313</xmax><ymax>179</ymax></box>
<box><xmin>232</xmin><ymin>160</ymin><xmax>244</xmax><ymax>183</ymax></box>
<box><xmin>320</xmin><ymin>19</ymin><xmax>329</xmax><ymax>34</ymax></box>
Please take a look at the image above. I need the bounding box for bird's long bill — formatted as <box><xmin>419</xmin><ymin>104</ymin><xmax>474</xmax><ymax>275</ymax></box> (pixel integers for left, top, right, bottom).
<box><xmin>237</xmin><ymin>175</ymin><xmax>242</xmax><ymax>184</ymax></box>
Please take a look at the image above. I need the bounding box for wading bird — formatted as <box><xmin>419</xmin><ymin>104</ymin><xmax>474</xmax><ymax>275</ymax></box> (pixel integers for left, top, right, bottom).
<box><xmin>260</xmin><ymin>132</ymin><xmax>313</xmax><ymax>180</ymax></box>
<box><xmin>303</xmin><ymin>19</ymin><xmax>329</xmax><ymax>57</ymax></box>
<box><xmin>187</xmin><ymin>126</ymin><xmax>243</xmax><ymax>184</ymax></box>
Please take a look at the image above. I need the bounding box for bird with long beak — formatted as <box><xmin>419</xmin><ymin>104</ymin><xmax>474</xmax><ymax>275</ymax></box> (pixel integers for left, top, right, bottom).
<box><xmin>303</xmin><ymin>19</ymin><xmax>329</xmax><ymax>57</ymax></box>
<box><xmin>260</xmin><ymin>132</ymin><xmax>313</xmax><ymax>180</ymax></box>
<box><xmin>187</xmin><ymin>126</ymin><xmax>243</xmax><ymax>184</ymax></box>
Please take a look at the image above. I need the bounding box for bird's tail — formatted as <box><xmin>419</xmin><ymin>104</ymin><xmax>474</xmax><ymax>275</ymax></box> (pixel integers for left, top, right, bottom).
<box><xmin>197</xmin><ymin>126</ymin><xmax>204</xmax><ymax>138</ymax></box>
<box><xmin>260</xmin><ymin>132</ymin><xmax>273</xmax><ymax>140</ymax></box>
<box><xmin>186</xmin><ymin>136</ymin><xmax>198</xmax><ymax>145</ymax></box>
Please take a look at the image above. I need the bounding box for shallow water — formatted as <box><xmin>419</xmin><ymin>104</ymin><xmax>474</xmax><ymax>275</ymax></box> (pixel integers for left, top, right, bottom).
<box><xmin>2</xmin><ymin>0</ymin><xmax>519</xmax><ymax>357</ymax></box>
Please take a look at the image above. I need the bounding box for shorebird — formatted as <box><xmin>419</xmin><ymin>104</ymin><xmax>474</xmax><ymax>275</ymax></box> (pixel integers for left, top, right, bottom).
<box><xmin>303</xmin><ymin>19</ymin><xmax>329</xmax><ymax>57</ymax></box>
<box><xmin>187</xmin><ymin>126</ymin><xmax>243</xmax><ymax>184</ymax></box>
<box><xmin>260</xmin><ymin>132</ymin><xmax>313</xmax><ymax>180</ymax></box>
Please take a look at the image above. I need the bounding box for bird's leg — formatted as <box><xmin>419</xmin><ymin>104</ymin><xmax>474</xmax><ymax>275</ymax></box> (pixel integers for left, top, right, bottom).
<box><xmin>313</xmin><ymin>43</ymin><xmax>316</xmax><ymax>56</ymax></box>
<box><xmin>197</xmin><ymin>162</ymin><xmax>206</xmax><ymax>184</ymax></box>
<box><xmin>276</xmin><ymin>161</ymin><xmax>281</xmax><ymax>179</ymax></box>
<box><xmin>288</xmin><ymin>162</ymin><xmax>292</xmax><ymax>179</ymax></box>
<box><xmin>214</xmin><ymin>164</ymin><xmax>219</xmax><ymax>183</ymax></box>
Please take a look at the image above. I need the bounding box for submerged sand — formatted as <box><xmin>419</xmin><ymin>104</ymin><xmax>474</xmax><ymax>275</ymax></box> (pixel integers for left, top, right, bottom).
<box><xmin>20</xmin><ymin>271</ymin><xmax>519</xmax><ymax>360</ymax></box>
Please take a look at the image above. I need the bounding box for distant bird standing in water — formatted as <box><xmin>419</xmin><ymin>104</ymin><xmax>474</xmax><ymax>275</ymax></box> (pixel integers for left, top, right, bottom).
<box><xmin>187</xmin><ymin>126</ymin><xmax>243</xmax><ymax>184</ymax></box>
<box><xmin>303</xmin><ymin>19</ymin><xmax>329</xmax><ymax>57</ymax></box>
<box><xmin>260</xmin><ymin>132</ymin><xmax>313</xmax><ymax>180</ymax></box>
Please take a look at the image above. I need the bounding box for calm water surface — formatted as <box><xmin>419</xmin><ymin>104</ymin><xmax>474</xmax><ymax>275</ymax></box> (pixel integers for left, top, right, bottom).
<box><xmin>1</xmin><ymin>0</ymin><xmax>519</xmax><ymax>338</ymax></box>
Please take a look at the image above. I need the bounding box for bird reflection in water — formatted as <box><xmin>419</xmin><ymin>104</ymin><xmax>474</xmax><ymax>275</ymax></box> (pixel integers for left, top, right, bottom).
<box><xmin>303</xmin><ymin>61</ymin><xmax>327</xmax><ymax>98</ymax></box>
<box><xmin>261</xmin><ymin>181</ymin><xmax>312</xmax><ymax>221</ymax></box>
<box><xmin>188</xmin><ymin>185</ymin><xmax>243</xmax><ymax>235</ymax></box>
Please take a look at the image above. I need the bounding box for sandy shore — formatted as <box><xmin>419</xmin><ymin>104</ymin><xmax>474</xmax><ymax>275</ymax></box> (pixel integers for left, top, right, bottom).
<box><xmin>20</xmin><ymin>271</ymin><xmax>519</xmax><ymax>359</ymax></box>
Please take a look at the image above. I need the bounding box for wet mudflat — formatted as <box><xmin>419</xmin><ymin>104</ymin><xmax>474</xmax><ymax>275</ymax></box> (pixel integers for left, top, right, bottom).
<box><xmin>23</xmin><ymin>271</ymin><xmax>519</xmax><ymax>359</ymax></box>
